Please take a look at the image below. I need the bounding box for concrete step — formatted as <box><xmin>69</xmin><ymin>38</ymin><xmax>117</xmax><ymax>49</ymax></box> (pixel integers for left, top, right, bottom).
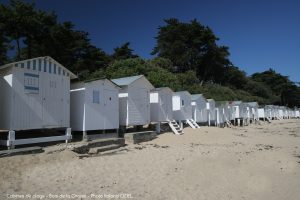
<box><xmin>0</xmin><ymin>146</ymin><xmax>43</xmax><ymax>157</ymax></box>
<box><xmin>100</xmin><ymin>147</ymin><xmax>128</xmax><ymax>156</ymax></box>
<box><xmin>87</xmin><ymin>138</ymin><xmax>125</xmax><ymax>148</ymax></box>
<box><xmin>71</xmin><ymin>138</ymin><xmax>125</xmax><ymax>154</ymax></box>
<box><xmin>88</xmin><ymin>144</ymin><xmax>122</xmax><ymax>154</ymax></box>
<box><xmin>125</xmin><ymin>131</ymin><xmax>157</xmax><ymax>144</ymax></box>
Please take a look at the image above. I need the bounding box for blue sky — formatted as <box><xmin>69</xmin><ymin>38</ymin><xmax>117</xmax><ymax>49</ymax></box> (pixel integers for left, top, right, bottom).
<box><xmin>2</xmin><ymin>0</ymin><xmax>300</xmax><ymax>82</ymax></box>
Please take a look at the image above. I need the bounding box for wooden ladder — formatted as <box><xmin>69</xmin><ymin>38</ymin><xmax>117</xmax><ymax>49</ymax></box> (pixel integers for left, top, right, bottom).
<box><xmin>186</xmin><ymin>119</ymin><xmax>200</xmax><ymax>129</ymax></box>
<box><xmin>168</xmin><ymin>120</ymin><xmax>183</xmax><ymax>135</ymax></box>
<box><xmin>226</xmin><ymin>121</ymin><xmax>233</xmax><ymax>128</ymax></box>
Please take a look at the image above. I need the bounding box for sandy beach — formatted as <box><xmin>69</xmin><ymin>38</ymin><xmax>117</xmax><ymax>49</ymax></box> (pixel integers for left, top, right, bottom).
<box><xmin>1</xmin><ymin>119</ymin><xmax>300</xmax><ymax>200</ymax></box>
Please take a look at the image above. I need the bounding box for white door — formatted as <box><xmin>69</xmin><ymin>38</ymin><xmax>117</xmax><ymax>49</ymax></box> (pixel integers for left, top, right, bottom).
<box><xmin>130</xmin><ymin>88</ymin><xmax>149</xmax><ymax>125</ymax></box>
<box><xmin>42</xmin><ymin>74</ymin><xmax>62</xmax><ymax>128</ymax></box>
<box><xmin>104</xmin><ymin>89</ymin><xmax>118</xmax><ymax>129</ymax></box>
<box><xmin>160</xmin><ymin>92</ymin><xmax>168</xmax><ymax>121</ymax></box>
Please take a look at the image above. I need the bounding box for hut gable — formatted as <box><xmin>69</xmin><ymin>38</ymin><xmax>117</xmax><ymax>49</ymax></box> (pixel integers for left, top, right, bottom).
<box><xmin>0</xmin><ymin>56</ymin><xmax>77</xmax><ymax>79</ymax></box>
<box><xmin>111</xmin><ymin>75</ymin><xmax>154</xmax><ymax>90</ymax></box>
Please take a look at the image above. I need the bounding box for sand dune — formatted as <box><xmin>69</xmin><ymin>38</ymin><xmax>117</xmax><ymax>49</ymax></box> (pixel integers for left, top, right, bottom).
<box><xmin>1</xmin><ymin>119</ymin><xmax>300</xmax><ymax>200</ymax></box>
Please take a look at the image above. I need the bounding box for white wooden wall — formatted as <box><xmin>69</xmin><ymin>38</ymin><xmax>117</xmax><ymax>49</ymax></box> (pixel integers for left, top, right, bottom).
<box><xmin>0</xmin><ymin>58</ymin><xmax>71</xmax><ymax>131</ymax></box>
<box><xmin>150</xmin><ymin>89</ymin><xmax>173</xmax><ymax>122</ymax></box>
<box><xmin>0</xmin><ymin>68</ymin><xmax>13</xmax><ymax>129</ymax></box>
<box><xmin>118</xmin><ymin>78</ymin><xmax>151</xmax><ymax>126</ymax></box>
<box><xmin>70</xmin><ymin>80</ymin><xmax>119</xmax><ymax>131</ymax></box>
<box><xmin>173</xmin><ymin>93</ymin><xmax>192</xmax><ymax>121</ymax></box>
<box><xmin>192</xmin><ymin>97</ymin><xmax>208</xmax><ymax>123</ymax></box>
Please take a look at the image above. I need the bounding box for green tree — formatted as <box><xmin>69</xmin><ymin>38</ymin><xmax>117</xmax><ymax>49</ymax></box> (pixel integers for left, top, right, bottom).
<box><xmin>152</xmin><ymin>18</ymin><xmax>231</xmax><ymax>83</ymax></box>
<box><xmin>147</xmin><ymin>57</ymin><xmax>173</xmax><ymax>71</ymax></box>
<box><xmin>0</xmin><ymin>0</ymin><xmax>32</xmax><ymax>60</ymax></box>
<box><xmin>112</xmin><ymin>42</ymin><xmax>138</xmax><ymax>60</ymax></box>
<box><xmin>252</xmin><ymin>69</ymin><xmax>299</xmax><ymax>106</ymax></box>
<box><xmin>0</xmin><ymin>30</ymin><xmax>9</xmax><ymax>65</ymax></box>
<box><xmin>222</xmin><ymin>65</ymin><xmax>251</xmax><ymax>89</ymax></box>
<box><xmin>0</xmin><ymin>0</ymin><xmax>110</xmax><ymax>76</ymax></box>
<box><xmin>105</xmin><ymin>58</ymin><xmax>147</xmax><ymax>79</ymax></box>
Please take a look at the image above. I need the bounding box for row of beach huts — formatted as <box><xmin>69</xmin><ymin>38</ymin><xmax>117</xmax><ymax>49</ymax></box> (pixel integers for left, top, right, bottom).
<box><xmin>0</xmin><ymin>57</ymin><xmax>299</xmax><ymax>149</ymax></box>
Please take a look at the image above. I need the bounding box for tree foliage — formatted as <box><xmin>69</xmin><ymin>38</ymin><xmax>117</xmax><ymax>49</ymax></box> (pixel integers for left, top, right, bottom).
<box><xmin>0</xmin><ymin>1</ymin><xmax>299</xmax><ymax>107</ymax></box>
<box><xmin>252</xmin><ymin>69</ymin><xmax>300</xmax><ymax>107</ymax></box>
<box><xmin>0</xmin><ymin>0</ymin><xmax>110</xmax><ymax>78</ymax></box>
<box><xmin>152</xmin><ymin>18</ymin><xmax>231</xmax><ymax>83</ymax></box>
<box><xmin>112</xmin><ymin>42</ymin><xmax>138</xmax><ymax>60</ymax></box>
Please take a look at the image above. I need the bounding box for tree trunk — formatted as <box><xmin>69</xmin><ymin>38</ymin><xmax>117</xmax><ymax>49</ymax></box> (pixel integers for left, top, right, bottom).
<box><xmin>16</xmin><ymin>39</ymin><xmax>20</xmax><ymax>60</ymax></box>
<box><xmin>27</xmin><ymin>36</ymin><xmax>32</xmax><ymax>59</ymax></box>
<box><xmin>200</xmin><ymin>80</ymin><xmax>204</xmax><ymax>86</ymax></box>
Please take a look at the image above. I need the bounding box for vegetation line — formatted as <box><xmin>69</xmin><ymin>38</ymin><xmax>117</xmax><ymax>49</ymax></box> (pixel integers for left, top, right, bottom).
<box><xmin>0</xmin><ymin>0</ymin><xmax>299</xmax><ymax>107</ymax></box>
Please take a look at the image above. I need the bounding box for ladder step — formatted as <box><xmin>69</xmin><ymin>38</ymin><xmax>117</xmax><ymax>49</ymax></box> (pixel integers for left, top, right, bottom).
<box><xmin>168</xmin><ymin>120</ymin><xmax>183</xmax><ymax>135</ymax></box>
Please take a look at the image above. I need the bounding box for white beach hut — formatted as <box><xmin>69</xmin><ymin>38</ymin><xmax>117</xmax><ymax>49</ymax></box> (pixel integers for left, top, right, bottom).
<box><xmin>150</xmin><ymin>87</ymin><xmax>173</xmax><ymax>123</ymax></box>
<box><xmin>273</xmin><ymin>105</ymin><xmax>280</xmax><ymax>119</ymax></box>
<box><xmin>111</xmin><ymin>75</ymin><xmax>154</xmax><ymax>127</ymax></box>
<box><xmin>150</xmin><ymin>87</ymin><xmax>176</xmax><ymax>134</ymax></box>
<box><xmin>70</xmin><ymin>79</ymin><xmax>120</xmax><ymax>139</ymax></box>
<box><xmin>295</xmin><ymin>108</ymin><xmax>300</xmax><ymax>118</ymax></box>
<box><xmin>264</xmin><ymin>105</ymin><xmax>274</xmax><ymax>120</ymax></box>
<box><xmin>206</xmin><ymin>99</ymin><xmax>216</xmax><ymax>126</ymax></box>
<box><xmin>241</xmin><ymin>103</ymin><xmax>251</xmax><ymax>125</ymax></box>
<box><xmin>173</xmin><ymin>91</ymin><xmax>198</xmax><ymax>129</ymax></box>
<box><xmin>246</xmin><ymin>102</ymin><xmax>259</xmax><ymax>123</ymax></box>
<box><xmin>215</xmin><ymin>101</ymin><xmax>231</xmax><ymax>127</ymax></box>
<box><xmin>283</xmin><ymin>107</ymin><xmax>289</xmax><ymax>119</ymax></box>
<box><xmin>0</xmin><ymin>56</ymin><xmax>76</xmax><ymax>148</ymax></box>
<box><xmin>229</xmin><ymin>101</ymin><xmax>246</xmax><ymax>126</ymax></box>
<box><xmin>278</xmin><ymin>106</ymin><xmax>285</xmax><ymax>120</ymax></box>
<box><xmin>258</xmin><ymin>108</ymin><xmax>266</xmax><ymax>120</ymax></box>
<box><xmin>191</xmin><ymin>94</ymin><xmax>208</xmax><ymax>124</ymax></box>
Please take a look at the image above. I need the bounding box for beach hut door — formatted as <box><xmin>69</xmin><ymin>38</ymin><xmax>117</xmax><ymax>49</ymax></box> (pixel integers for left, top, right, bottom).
<box><xmin>104</xmin><ymin>89</ymin><xmax>118</xmax><ymax>129</ymax></box>
<box><xmin>160</xmin><ymin>92</ymin><xmax>168</xmax><ymax>120</ymax></box>
<box><xmin>42</xmin><ymin>75</ymin><xmax>62</xmax><ymax>127</ymax></box>
<box><xmin>132</xmin><ymin>88</ymin><xmax>149</xmax><ymax>123</ymax></box>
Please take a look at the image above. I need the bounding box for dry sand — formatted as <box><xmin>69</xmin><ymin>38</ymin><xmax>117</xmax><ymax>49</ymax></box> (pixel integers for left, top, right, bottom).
<box><xmin>0</xmin><ymin>119</ymin><xmax>300</xmax><ymax>200</ymax></box>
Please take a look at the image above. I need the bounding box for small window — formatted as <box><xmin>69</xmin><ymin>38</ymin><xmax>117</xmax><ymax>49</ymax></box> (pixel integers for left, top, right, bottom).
<box><xmin>53</xmin><ymin>64</ymin><xmax>57</xmax><ymax>74</ymax></box>
<box><xmin>63</xmin><ymin>69</ymin><xmax>65</xmax><ymax>76</ymax></box>
<box><xmin>33</xmin><ymin>60</ymin><xmax>36</xmax><ymax>70</ymax></box>
<box><xmin>38</xmin><ymin>59</ymin><xmax>42</xmax><ymax>71</ymax></box>
<box><xmin>21</xmin><ymin>63</ymin><xmax>24</xmax><ymax>68</ymax></box>
<box><xmin>24</xmin><ymin>73</ymin><xmax>39</xmax><ymax>94</ymax></box>
<box><xmin>58</xmin><ymin>67</ymin><xmax>61</xmax><ymax>75</ymax></box>
<box><xmin>181</xmin><ymin>100</ymin><xmax>184</xmax><ymax>106</ymax></box>
<box><xmin>93</xmin><ymin>90</ymin><xmax>100</xmax><ymax>104</ymax></box>
<box><xmin>27</xmin><ymin>61</ymin><xmax>30</xmax><ymax>69</ymax></box>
